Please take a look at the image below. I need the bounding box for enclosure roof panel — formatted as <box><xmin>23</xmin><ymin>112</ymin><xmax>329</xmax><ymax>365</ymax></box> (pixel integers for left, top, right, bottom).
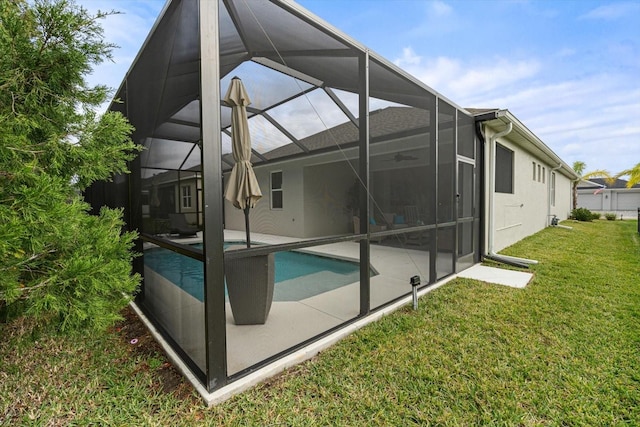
<box><xmin>114</xmin><ymin>0</ymin><xmax>470</xmax><ymax>172</ymax></box>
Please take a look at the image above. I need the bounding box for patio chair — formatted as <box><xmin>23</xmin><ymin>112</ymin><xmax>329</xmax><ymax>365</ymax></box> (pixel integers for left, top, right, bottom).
<box><xmin>382</xmin><ymin>212</ymin><xmax>409</xmax><ymax>230</ymax></box>
<box><xmin>168</xmin><ymin>213</ymin><xmax>200</xmax><ymax>237</ymax></box>
<box><xmin>403</xmin><ymin>205</ymin><xmax>420</xmax><ymax>225</ymax></box>
<box><xmin>353</xmin><ymin>216</ymin><xmax>386</xmax><ymax>242</ymax></box>
<box><xmin>402</xmin><ymin>206</ymin><xmax>428</xmax><ymax>246</ymax></box>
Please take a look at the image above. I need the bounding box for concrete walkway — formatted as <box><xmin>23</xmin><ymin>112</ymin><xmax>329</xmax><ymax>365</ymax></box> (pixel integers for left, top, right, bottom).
<box><xmin>457</xmin><ymin>264</ymin><xmax>533</xmax><ymax>288</ymax></box>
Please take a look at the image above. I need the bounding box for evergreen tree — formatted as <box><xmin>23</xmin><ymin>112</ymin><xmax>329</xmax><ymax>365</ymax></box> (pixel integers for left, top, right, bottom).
<box><xmin>0</xmin><ymin>0</ymin><xmax>141</xmax><ymax>331</ymax></box>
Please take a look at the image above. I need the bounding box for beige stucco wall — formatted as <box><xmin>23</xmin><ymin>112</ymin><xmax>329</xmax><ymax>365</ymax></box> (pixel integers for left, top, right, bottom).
<box><xmin>224</xmin><ymin>165</ymin><xmax>306</xmax><ymax>238</ymax></box>
<box><xmin>223</xmin><ymin>149</ymin><xmax>358</xmax><ymax>239</ymax></box>
<box><xmin>303</xmin><ymin>161</ymin><xmax>353</xmax><ymax>237</ymax></box>
<box><xmin>484</xmin><ymin>128</ymin><xmax>574</xmax><ymax>253</ymax></box>
<box><xmin>223</xmin><ymin>134</ymin><xmax>433</xmax><ymax>239</ymax></box>
<box><xmin>554</xmin><ymin>170</ymin><xmax>573</xmax><ymax>221</ymax></box>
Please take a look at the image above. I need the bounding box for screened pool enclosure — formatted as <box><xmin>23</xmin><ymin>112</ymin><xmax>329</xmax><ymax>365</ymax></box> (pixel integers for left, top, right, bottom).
<box><xmin>87</xmin><ymin>0</ymin><xmax>481</xmax><ymax>392</ymax></box>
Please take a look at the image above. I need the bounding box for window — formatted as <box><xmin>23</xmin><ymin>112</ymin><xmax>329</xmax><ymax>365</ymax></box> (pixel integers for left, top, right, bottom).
<box><xmin>542</xmin><ymin>167</ymin><xmax>545</xmax><ymax>184</ymax></box>
<box><xmin>495</xmin><ymin>143</ymin><xmax>514</xmax><ymax>193</ymax></box>
<box><xmin>537</xmin><ymin>164</ymin><xmax>541</xmax><ymax>182</ymax></box>
<box><xmin>181</xmin><ymin>185</ymin><xmax>192</xmax><ymax>208</ymax></box>
<box><xmin>551</xmin><ymin>172</ymin><xmax>556</xmax><ymax>206</ymax></box>
<box><xmin>533</xmin><ymin>162</ymin><xmax>536</xmax><ymax>180</ymax></box>
<box><xmin>270</xmin><ymin>171</ymin><xmax>283</xmax><ymax>209</ymax></box>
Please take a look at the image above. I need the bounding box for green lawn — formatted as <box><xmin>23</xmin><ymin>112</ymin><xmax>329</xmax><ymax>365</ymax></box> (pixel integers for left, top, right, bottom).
<box><xmin>1</xmin><ymin>220</ymin><xmax>639</xmax><ymax>425</ymax></box>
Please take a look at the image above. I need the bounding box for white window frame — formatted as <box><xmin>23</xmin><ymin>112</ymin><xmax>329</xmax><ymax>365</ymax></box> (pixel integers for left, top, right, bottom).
<box><xmin>181</xmin><ymin>185</ymin><xmax>192</xmax><ymax>209</ymax></box>
<box><xmin>270</xmin><ymin>171</ymin><xmax>283</xmax><ymax>210</ymax></box>
<box><xmin>537</xmin><ymin>164</ymin><xmax>541</xmax><ymax>182</ymax></box>
<box><xmin>551</xmin><ymin>172</ymin><xmax>556</xmax><ymax>206</ymax></box>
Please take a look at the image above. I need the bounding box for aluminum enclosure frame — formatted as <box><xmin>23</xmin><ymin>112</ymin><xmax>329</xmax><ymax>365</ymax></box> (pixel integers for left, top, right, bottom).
<box><xmin>86</xmin><ymin>0</ymin><xmax>482</xmax><ymax>393</ymax></box>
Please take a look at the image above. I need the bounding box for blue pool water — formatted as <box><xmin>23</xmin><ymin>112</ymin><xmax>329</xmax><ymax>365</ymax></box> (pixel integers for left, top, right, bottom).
<box><xmin>143</xmin><ymin>242</ymin><xmax>367</xmax><ymax>302</ymax></box>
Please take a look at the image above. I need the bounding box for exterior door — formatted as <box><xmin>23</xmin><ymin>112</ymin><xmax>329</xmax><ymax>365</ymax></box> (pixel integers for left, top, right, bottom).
<box><xmin>457</xmin><ymin>158</ymin><xmax>477</xmax><ymax>271</ymax></box>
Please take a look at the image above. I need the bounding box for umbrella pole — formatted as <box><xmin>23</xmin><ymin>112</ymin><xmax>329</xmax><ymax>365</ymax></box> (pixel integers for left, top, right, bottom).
<box><xmin>244</xmin><ymin>202</ymin><xmax>251</xmax><ymax>248</ymax></box>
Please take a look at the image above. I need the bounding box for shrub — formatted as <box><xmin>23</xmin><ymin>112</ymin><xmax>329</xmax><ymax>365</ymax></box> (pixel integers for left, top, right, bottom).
<box><xmin>604</xmin><ymin>213</ymin><xmax>617</xmax><ymax>221</ymax></box>
<box><xmin>571</xmin><ymin>208</ymin><xmax>599</xmax><ymax>222</ymax></box>
<box><xmin>0</xmin><ymin>0</ymin><xmax>141</xmax><ymax>332</ymax></box>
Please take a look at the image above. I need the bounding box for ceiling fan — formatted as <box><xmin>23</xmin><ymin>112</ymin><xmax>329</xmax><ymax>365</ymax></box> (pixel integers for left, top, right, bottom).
<box><xmin>386</xmin><ymin>152</ymin><xmax>419</xmax><ymax>162</ymax></box>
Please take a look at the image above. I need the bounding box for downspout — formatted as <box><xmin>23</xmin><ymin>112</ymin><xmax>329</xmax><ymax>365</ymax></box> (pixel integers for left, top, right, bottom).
<box><xmin>483</xmin><ymin>119</ymin><xmax>538</xmax><ymax>268</ymax></box>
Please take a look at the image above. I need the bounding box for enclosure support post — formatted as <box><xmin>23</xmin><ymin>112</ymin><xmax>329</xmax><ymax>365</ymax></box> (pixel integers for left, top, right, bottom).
<box><xmin>358</xmin><ymin>50</ymin><xmax>370</xmax><ymax>316</ymax></box>
<box><xmin>200</xmin><ymin>0</ymin><xmax>227</xmax><ymax>392</ymax></box>
<box><xmin>430</xmin><ymin>99</ymin><xmax>438</xmax><ymax>284</ymax></box>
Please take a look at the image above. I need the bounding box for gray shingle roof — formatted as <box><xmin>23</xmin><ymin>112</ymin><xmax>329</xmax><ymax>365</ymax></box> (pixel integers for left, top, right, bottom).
<box><xmin>262</xmin><ymin>106</ymin><xmax>430</xmax><ymax>160</ymax></box>
<box><xmin>578</xmin><ymin>178</ymin><xmax>640</xmax><ymax>189</ymax></box>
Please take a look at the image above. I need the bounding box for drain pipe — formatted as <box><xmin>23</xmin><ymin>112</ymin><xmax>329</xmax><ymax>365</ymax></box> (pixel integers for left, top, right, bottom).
<box><xmin>483</xmin><ymin>119</ymin><xmax>538</xmax><ymax>268</ymax></box>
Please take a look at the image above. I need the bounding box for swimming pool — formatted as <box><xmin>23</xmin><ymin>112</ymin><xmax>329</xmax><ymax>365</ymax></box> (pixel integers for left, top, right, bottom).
<box><xmin>143</xmin><ymin>242</ymin><xmax>371</xmax><ymax>302</ymax></box>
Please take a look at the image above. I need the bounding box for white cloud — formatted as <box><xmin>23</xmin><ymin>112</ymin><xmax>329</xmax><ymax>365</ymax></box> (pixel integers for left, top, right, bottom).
<box><xmin>430</xmin><ymin>0</ymin><xmax>453</xmax><ymax>17</ymax></box>
<box><xmin>505</xmin><ymin>80</ymin><xmax>640</xmax><ymax>172</ymax></box>
<box><xmin>554</xmin><ymin>48</ymin><xmax>577</xmax><ymax>58</ymax></box>
<box><xmin>580</xmin><ymin>2</ymin><xmax>640</xmax><ymax>20</ymax></box>
<box><xmin>394</xmin><ymin>47</ymin><xmax>422</xmax><ymax>67</ymax></box>
<box><xmin>407</xmin><ymin>0</ymin><xmax>460</xmax><ymax>37</ymax></box>
<box><xmin>562</xmin><ymin>143</ymin><xmax>582</xmax><ymax>155</ymax></box>
<box><xmin>392</xmin><ymin>47</ymin><xmax>640</xmax><ymax>173</ymax></box>
<box><xmin>393</xmin><ymin>52</ymin><xmax>541</xmax><ymax>102</ymax></box>
<box><xmin>450</xmin><ymin>59</ymin><xmax>541</xmax><ymax>99</ymax></box>
<box><xmin>78</xmin><ymin>0</ymin><xmax>164</xmax><ymax>112</ymax></box>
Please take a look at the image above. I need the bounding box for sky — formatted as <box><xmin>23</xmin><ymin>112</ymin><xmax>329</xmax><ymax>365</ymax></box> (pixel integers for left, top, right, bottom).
<box><xmin>80</xmin><ymin>0</ymin><xmax>640</xmax><ymax>176</ymax></box>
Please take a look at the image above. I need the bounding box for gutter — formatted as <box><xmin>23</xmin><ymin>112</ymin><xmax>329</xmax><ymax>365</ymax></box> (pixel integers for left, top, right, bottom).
<box><xmin>475</xmin><ymin>110</ymin><xmax>579</xmax><ymax>182</ymax></box>
<box><xmin>478</xmin><ymin>114</ymin><xmax>538</xmax><ymax>268</ymax></box>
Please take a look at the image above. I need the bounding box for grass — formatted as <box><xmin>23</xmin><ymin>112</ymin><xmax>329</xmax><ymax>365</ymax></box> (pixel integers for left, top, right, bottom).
<box><xmin>1</xmin><ymin>219</ymin><xmax>639</xmax><ymax>425</ymax></box>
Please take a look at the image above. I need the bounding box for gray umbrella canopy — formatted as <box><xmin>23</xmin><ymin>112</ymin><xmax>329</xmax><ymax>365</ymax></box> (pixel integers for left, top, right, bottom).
<box><xmin>223</xmin><ymin>77</ymin><xmax>262</xmax><ymax>247</ymax></box>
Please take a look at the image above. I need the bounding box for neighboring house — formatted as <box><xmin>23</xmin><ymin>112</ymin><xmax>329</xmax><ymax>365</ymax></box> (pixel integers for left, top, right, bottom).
<box><xmin>85</xmin><ymin>0</ymin><xmax>578</xmax><ymax>399</ymax></box>
<box><xmin>577</xmin><ymin>178</ymin><xmax>640</xmax><ymax>218</ymax></box>
<box><xmin>141</xmin><ymin>170</ymin><xmax>203</xmax><ymax>227</ymax></box>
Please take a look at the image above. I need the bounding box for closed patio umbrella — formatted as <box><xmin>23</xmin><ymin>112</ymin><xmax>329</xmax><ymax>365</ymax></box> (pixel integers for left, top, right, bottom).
<box><xmin>223</xmin><ymin>77</ymin><xmax>262</xmax><ymax>248</ymax></box>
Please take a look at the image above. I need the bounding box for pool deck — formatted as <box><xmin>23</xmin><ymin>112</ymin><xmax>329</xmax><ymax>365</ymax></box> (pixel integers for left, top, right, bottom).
<box><xmin>224</xmin><ymin>230</ymin><xmax>440</xmax><ymax>374</ymax></box>
<box><xmin>138</xmin><ymin>229</ymin><xmax>532</xmax><ymax>405</ymax></box>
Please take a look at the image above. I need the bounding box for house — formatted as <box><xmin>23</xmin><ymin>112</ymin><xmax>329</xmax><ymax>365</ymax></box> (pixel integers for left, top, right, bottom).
<box><xmin>577</xmin><ymin>178</ymin><xmax>640</xmax><ymax>218</ymax></box>
<box><xmin>85</xmin><ymin>0</ymin><xmax>577</xmax><ymax>402</ymax></box>
<box><xmin>141</xmin><ymin>170</ymin><xmax>203</xmax><ymax>229</ymax></box>
<box><xmin>222</xmin><ymin>106</ymin><xmax>577</xmax><ymax>253</ymax></box>
<box><xmin>471</xmin><ymin>109</ymin><xmax>576</xmax><ymax>253</ymax></box>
